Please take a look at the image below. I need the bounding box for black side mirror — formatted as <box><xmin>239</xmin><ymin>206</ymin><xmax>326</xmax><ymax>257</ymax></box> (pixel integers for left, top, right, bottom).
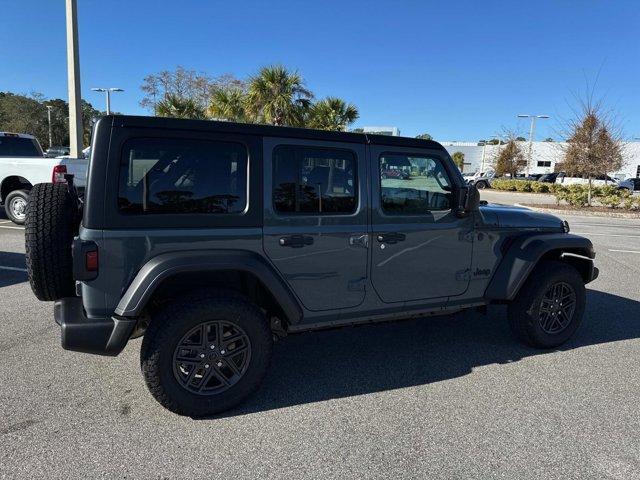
<box><xmin>454</xmin><ymin>184</ymin><xmax>480</xmax><ymax>217</ymax></box>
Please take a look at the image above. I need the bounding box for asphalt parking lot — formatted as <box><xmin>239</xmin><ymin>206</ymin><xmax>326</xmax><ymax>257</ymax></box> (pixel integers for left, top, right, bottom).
<box><xmin>1</xmin><ymin>207</ymin><xmax>639</xmax><ymax>479</ymax></box>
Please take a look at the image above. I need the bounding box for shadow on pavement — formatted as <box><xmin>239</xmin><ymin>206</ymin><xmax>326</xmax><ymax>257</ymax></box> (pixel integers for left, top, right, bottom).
<box><xmin>211</xmin><ymin>289</ymin><xmax>640</xmax><ymax>419</ymax></box>
<box><xmin>0</xmin><ymin>251</ymin><xmax>27</xmax><ymax>288</ymax></box>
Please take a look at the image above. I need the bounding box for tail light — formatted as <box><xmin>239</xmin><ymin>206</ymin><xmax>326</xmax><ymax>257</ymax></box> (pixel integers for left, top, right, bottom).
<box><xmin>52</xmin><ymin>164</ymin><xmax>68</xmax><ymax>184</ymax></box>
<box><xmin>72</xmin><ymin>239</ymin><xmax>99</xmax><ymax>281</ymax></box>
<box><xmin>85</xmin><ymin>250</ymin><xmax>99</xmax><ymax>272</ymax></box>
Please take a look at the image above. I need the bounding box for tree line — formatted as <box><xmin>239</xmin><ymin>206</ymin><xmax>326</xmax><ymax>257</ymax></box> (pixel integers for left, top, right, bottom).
<box><xmin>0</xmin><ymin>92</ymin><xmax>102</xmax><ymax>150</ymax></box>
<box><xmin>142</xmin><ymin>65</ymin><xmax>359</xmax><ymax>131</ymax></box>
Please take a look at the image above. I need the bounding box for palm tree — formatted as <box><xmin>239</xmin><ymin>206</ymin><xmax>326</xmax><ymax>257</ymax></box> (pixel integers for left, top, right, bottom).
<box><xmin>246</xmin><ymin>65</ymin><xmax>313</xmax><ymax>127</ymax></box>
<box><xmin>307</xmin><ymin>97</ymin><xmax>359</xmax><ymax>131</ymax></box>
<box><xmin>155</xmin><ymin>94</ymin><xmax>207</xmax><ymax>119</ymax></box>
<box><xmin>208</xmin><ymin>87</ymin><xmax>248</xmax><ymax>122</ymax></box>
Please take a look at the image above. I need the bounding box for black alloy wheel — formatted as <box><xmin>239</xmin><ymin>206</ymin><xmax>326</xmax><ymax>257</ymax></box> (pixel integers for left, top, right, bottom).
<box><xmin>172</xmin><ymin>320</ymin><xmax>251</xmax><ymax>395</ymax></box>
<box><xmin>538</xmin><ymin>282</ymin><xmax>577</xmax><ymax>334</ymax></box>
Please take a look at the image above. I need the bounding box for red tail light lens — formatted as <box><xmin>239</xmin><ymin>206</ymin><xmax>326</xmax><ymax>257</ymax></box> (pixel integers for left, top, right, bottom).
<box><xmin>52</xmin><ymin>164</ymin><xmax>68</xmax><ymax>184</ymax></box>
<box><xmin>85</xmin><ymin>250</ymin><xmax>99</xmax><ymax>272</ymax></box>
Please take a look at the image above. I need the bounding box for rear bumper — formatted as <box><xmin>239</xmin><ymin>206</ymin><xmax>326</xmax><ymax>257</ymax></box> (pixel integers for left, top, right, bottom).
<box><xmin>54</xmin><ymin>297</ymin><xmax>136</xmax><ymax>356</ymax></box>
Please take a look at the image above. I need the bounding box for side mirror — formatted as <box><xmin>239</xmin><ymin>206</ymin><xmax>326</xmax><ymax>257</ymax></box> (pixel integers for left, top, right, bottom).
<box><xmin>454</xmin><ymin>184</ymin><xmax>480</xmax><ymax>217</ymax></box>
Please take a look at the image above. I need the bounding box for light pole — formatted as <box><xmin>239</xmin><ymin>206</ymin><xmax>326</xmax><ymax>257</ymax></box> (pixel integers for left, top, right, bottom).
<box><xmin>46</xmin><ymin>105</ymin><xmax>53</xmax><ymax>149</ymax></box>
<box><xmin>517</xmin><ymin>114</ymin><xmax>550</xmax><ymax>175</ymax></box>
<box><xmin>66</xmin><ymin>0</ymin><xmax>83</xmax><ymax>158</ymax></box>
<box><xmin>91</xmin><ymin>87</ymin><xmax>123</xmax><ymax>115</ymax></box>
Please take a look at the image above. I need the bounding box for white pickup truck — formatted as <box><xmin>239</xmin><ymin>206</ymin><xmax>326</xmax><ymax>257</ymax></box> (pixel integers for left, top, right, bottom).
<box><xmin>0</xmin><ymin>132</ymin><xmax>87</xmax><ymax>224</ymax></box>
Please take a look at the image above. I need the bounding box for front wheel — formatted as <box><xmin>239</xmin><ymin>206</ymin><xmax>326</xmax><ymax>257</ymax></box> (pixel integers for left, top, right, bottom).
<box><xmin>140</xmin><ymin>292</ymin><xmax>273</xmax><ymax>417</ymax></box>
<box><xmin>508</xmin><ymin>260</ymin><xmax>586</xmax><ymax>348</ymax></box>
<box><xmin>475</xmin><ymin>180</ymin><xmax>488</xmax><ymax>190</ymax></box>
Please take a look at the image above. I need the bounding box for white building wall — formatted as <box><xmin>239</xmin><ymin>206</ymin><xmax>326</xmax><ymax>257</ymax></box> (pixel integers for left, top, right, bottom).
<box><xmin>442</xmin><ymin>141</ymin><xmax>640</xmax><ymax>178</ymax></box>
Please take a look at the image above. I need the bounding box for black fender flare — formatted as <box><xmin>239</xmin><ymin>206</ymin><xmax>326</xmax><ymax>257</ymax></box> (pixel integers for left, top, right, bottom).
<box><xmin>484</xmin><ymin>233</ymin><xmax>596</xmax><ymax>301</ymax></box>
<box><xmin>114</xmin><ymin>250</ymin><xmax>303</xmax><ymax>324</ymax></box>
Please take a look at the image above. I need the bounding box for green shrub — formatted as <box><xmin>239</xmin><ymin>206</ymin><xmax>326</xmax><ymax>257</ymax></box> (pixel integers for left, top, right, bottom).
<box><xmin>554</xmin><ymin>184</ymin><xmax>589</xmax><ymax>207</ymax></box>
<box><xmin>514</xmin><ymin>181</ymin><xmax>533</xmax><ymax>192</ymax></box>
<box><xmin>531</xmin><ymin>182</ymin><xmax>550</xmax><ymax>193</ymax></box>
<box><xmin>622</xmin><ymin>196</ymin><xmax>637</xmax><ymax>210</ymax></box>
<box><xmin>600</xmin><ymin>195</ymin><xmax>622</xmax><ymax>209</ymax></box>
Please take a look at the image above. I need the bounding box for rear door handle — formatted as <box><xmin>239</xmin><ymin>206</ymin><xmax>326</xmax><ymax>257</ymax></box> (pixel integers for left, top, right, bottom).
<box><xmin>279</xmin><ymin>235</ymin><xmax>314</xmax><ymax>248</ymax></box>
<box><xmin>376</xmin><ymin>232</ymin><xmax>406</xmax><ymax>244</ymax></box>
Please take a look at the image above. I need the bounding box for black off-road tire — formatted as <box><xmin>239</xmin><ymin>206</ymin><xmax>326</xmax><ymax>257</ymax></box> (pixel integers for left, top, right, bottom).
<box><xmin>25</xmin><ymin>183</ymin><xmax>80</xmax><ymax>301</ymax></box>
<box><xmin>140</xmin><ymin>291</ymin><xmax>273</xmax><ymax>417</ymax></box>
<box><xmin>508</xmin><ymin>260</ymin><xmax>586</xmax><ymax>349</ymax></box>
<box><xmin>4</xmin><ymin>189</ymin><xmax>29</xmax><ymax>224</ymax></box>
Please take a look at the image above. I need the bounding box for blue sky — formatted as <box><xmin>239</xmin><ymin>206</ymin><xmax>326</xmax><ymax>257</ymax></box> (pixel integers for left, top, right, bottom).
<box><xmin>1</xmin><ymin>0</ymin><xmax>639</xmax><ymax>140</ymax></box>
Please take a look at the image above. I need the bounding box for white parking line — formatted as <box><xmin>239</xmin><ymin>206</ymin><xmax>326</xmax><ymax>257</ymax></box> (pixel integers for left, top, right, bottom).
<box><xmin>0</xmin><ymin>225</ymin><xmax>24</xmax><ymax>230</ymax></box>
<box><xmin>608</xmin><ymin>249</ymin><xmax>640</xmax><ymax>254</ymax></box>
<box><xmin>572</xmin><ymin>232</ymin><xmax>640</xmax><ymax>238</ymax></box>
<box><xmin>573</xmin><ymin>223</ymin><xmax>640</xmax><ymax>229</ymax></box>
<box><xmin>0</xmin><ymin>265</ymin><xmax>27</xmax><ymax>273</ymax></box>
<box><xmin>0</xmin><ymin>220</ymin><xmax>14</xmax><ymax>224</ymax></box>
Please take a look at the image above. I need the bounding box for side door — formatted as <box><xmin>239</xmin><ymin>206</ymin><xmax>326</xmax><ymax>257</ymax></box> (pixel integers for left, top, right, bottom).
<box><xmin>262</xmin><ymin>137</ymin><xmax>369</xmax><ymax>312</ymax></box>
<box><xmin>370</xmin><ymin>146</ymin><xmax>474</xmax><ymax>303</ymax></box>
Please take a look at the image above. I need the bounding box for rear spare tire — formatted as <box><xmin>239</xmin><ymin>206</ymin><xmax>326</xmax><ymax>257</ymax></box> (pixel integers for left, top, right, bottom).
<box><xmin>25</xmin><ymin>183</ymin><xmax>80</xmax><ymax>301</ymax></box>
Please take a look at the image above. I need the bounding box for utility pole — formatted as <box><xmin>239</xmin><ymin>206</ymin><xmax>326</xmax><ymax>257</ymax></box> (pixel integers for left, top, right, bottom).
<box><xmin>91</xmin><ymin>87</ymin><xmax>124</xmax><ymax>115</ymax></box>
<box><xmin>46</xmin><ymin>105</ymin><xmax>53</xmax><ymax>149</ymax></box>
<box><xmin>66</xmin><ymin>0</ymin><xmax>83</xmax><ymax>158</ymax></box>
<box><xmin>517</xmin><ymin>114</ymin><xmax>549</xmax><ymax>175</ymax></box>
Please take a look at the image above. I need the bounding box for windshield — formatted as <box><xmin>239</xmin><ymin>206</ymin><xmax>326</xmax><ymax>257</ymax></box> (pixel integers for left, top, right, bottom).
<box><xmin>0</xmin><ymin>137</ymin><xmax>43</xmax><ymax>157</ymax></box>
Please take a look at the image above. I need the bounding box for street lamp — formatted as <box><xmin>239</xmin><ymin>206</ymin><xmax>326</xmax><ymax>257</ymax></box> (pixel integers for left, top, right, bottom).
<box><xmin>517</xmin><ymin>114</ymin><xmax>550</xmax><ymax>175</ymax></box>
<box><xmin>45</xmin><ymin>105</ymin><xmax>53</xmax><ymax>149</ymax></box>
<box><xmin>91</xmin><ymin>87</ymin><xmax>124</xmax><ymax>115</ymax></box>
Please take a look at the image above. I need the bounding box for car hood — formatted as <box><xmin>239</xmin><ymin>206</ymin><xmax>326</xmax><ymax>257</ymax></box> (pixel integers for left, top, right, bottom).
<box><xmin>479</xmin><ymin>203</ymin><xmax>565</xmax><ymax>230</ymax></box>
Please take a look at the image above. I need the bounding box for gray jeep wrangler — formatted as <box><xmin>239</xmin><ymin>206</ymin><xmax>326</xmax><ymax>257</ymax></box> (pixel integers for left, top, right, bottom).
<box><xmin>25</xmin><ymin>115</ymin><xmax>598</xmax><ymax>417</ymax></box>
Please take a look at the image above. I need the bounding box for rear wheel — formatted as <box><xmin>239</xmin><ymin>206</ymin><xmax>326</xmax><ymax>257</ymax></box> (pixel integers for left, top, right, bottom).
<box><xmin>475</xmin><ymin>180</ymin><xmax>488</xmax><ymax>189</ymax></box>
<box><xmin>4</xmin><ymin>189</ymin><xmax>29</xmax><ymax>224</ymax></box>
<box><xmin>140</xmin><ymin>292</ymin><xmax>273</xmax><ymax>417</ymax></box>
<box><xmin>508</xmin><ymin>260</ymin><xmax>585</xmax><ymax>348</ymax></box>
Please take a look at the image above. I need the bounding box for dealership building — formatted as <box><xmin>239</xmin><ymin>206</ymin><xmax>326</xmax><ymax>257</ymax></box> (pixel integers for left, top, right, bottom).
<box><xmin>440</xmin><ymin>141</ymin><xmax>640</xmax><ymax>179</ymax></box>
<box><xmin>356</xmin><ymin>127</ymin><xmax>640</xmax><ymax>179</ymax></box>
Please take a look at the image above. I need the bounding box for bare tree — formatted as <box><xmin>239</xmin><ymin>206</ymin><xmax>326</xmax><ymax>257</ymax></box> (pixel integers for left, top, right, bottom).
<box><xmin>557</xmin><ymin>96</ymin><xmax>625</xmax><ymax>205</ymax></box>
<box><xmin>494</xmin><ymin>131</ymin><xmax>526</xmax><ymax>177</ymax></box>
<box><xmin>140</xmin><ymin>66</ymin><xmax>244</xmax><ymax>114</ymax></box>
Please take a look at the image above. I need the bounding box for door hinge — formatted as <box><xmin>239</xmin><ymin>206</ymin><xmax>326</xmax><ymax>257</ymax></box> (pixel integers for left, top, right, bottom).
<box><xmin>455</xmin><ymin>269</ymin><xmax>471</xmax><ymax>281</ymax></box>
<box><xmin>348</xmin><ymin>277</ymin><xmax>367</xmax><ymax>292</ymax></box>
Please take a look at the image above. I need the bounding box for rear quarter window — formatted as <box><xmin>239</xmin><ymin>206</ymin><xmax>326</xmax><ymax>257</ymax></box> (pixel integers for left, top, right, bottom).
<box><xmin>118</xmin><ymin>137</ymin><xmax>248</xmax><ymax>215</ymax></box>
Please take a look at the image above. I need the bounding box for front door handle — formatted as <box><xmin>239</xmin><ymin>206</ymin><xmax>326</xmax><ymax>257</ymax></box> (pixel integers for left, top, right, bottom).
<box><xmin>279</xmin><ymin>235</ymin><xmax>314</xmax><ymax>248</ymax></box>
<box><xmin>376</xmin><ymin>232</ymin><xmax>406</xmax><ymax>244</ymax></box>
<box><xmin>349</xmin><ymin>234</ymin><xmax>369</xmax><ymax>248</ymax></box>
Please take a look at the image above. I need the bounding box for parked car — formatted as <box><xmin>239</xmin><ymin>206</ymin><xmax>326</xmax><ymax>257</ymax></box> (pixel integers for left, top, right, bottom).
<box><xmin>538</xmin><ymin>172</ymin><xmax>560</xmax><ymax>183</ymax></box>
<box><xmin>627</xmin><ymin>178</ymin><xmax>640</xmax><ymax>191</ymax></box>
<box><xmin>524</xmin><ymin>174</ymin><xmax>543</xmax><ymax>181</ymax></box>
<box><xmin>468</xmin><ymin>169</ymin><xmax>495</xmax><ymax>189</ymax></box>
<box><xmin>555</xmin><ymin>172</ymin><xmax>631</xmax><ymax>190</ymax></box>
<box><xmin>0</xmin><ymin>132</ymin><xmax>87</xmax><ymax>224</ymax></box>
<box><xmin>44</xmin><ymin>146</ymin><xmax>70</xmax><ymax>158</ymax></box>
<box><xmin>25</xmin><ymin>115</ymin><xmax>598</xmax><ymax>416</ymax></box>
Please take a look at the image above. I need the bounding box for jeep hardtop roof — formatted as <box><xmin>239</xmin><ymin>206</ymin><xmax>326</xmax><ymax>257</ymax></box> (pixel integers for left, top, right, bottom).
<box><xmin>105</xmin><ymin>115</ymin><xmax>447</xmax><ymax>152</ymax></box>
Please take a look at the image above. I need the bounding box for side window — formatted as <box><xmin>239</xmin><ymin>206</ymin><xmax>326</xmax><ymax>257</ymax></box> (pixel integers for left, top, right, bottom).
<box><xmin>118</xmin><ymin>137</ymin><xmax>247</xmax><ymax>214</ymax></box>
<box><xmin>379</xmin><ymin>153</ymin><xmax>452</xmax><ymax>214</ymax></box>
<box><xmin>273</xmin><ymin>145</ymin><xmax>357</xmax><ymax>214</ymax></box>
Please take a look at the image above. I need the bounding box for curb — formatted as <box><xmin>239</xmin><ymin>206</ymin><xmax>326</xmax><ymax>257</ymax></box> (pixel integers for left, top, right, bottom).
<box><xmin>514</xmin><ymin>203</ymin><xmax>640</xmax><ymax>219</ymax></box>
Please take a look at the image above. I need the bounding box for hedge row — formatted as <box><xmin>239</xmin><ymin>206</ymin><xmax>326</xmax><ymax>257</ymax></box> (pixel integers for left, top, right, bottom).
<box><xmin>490</xmin><ymin>179</ymin><xmax>640</xmax><ymax>210</ymax></box>
<box><xmin>490</xmin><ymin>179</ymin><xmax>559</xmax><ymax>193</ymax></box>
